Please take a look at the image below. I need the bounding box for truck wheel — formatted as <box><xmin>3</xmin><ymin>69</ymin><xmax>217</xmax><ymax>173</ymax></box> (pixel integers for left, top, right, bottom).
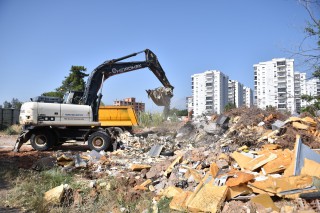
<box><xmin>88</xmin><ymin>131</ymin><xmax>111</xmax><ymax>151</ymax></box>
<box><xmin>30</xmin><ymin>131</ymin><xmax>53</xmax><ymax>151</ymax></box>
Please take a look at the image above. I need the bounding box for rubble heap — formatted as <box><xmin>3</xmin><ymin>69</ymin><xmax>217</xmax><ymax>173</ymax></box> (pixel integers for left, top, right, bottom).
<box><xmin>38</xmin><ymin>107</ymin><xmax>320</xmax><ymax>212</ymax></box>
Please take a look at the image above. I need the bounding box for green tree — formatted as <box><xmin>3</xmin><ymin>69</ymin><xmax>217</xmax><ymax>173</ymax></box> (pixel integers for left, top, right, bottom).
<box><xmin>57</xmin><ymin>66</ymin><xmax>88</xmax><ymax>92</ymax></box>
<box><xmin>11</xmin><ymin>98</ymin><xmax>22</xmax><ymax>109</ymax></box>
<box><xmin>167</xmin><ymin>108</ymin><xmax>188</xmax><ymax>117</ymax></box>
<box><xmin>224</xmin><ymin>103</ymin><xmax>236</xmax><ymax>112</ymax></box>
<box><xmin>3</xmin><ymin>101</ymin><xmax>12</xmax><ymax>108</ymax></box>
<box><xmin>2</xmin><ymin>99</ymin><xmax>23</xmax><ymax>109</ymax></box>
<box><xmin>42</xmin><ymin>66</ymin><xmax>88</xmax><ymax>98</ymax></box>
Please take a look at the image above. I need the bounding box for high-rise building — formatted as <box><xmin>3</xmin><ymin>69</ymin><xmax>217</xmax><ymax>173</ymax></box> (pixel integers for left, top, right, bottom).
<box><xmin>301</xmin><ymin>77</ymin><xmax>320</xmax><ymax>107</ymax></box>
<box><xmin>243</xmin><ymin>86</ymin><xmax>253</xmax><ymax>107</ymax></box>
<box><xmin>254</xmin><ymin>58</ymin><xmax>306</xmax><ymax>113</ymax></box>
<box><xmin>191</xmin><ymin>70</ymin><xmax>229</xmax><ymax>116</ymax></box>
<box><xmin>113</xmin><ymin>97</ymin><xmax>145</xmax><ymax>113</ymax></box>
<box><xmin>186</xmin><ymin>96</ymin><xmax>193</xmax><ymax>113</ymax></box>
<box><xmin>228</xmin><ymin>80</ymin><xmax>244</xmax><ymax>107</ymax></box>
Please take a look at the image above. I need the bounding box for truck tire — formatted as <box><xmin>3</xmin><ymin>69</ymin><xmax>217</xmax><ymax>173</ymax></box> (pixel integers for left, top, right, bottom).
<box><xmin>30</xmin><ymin>130</ymin><xmax>54</xmax><ymax>151</ymax></box>
<box><xmin>88</xmin><ymin>131</ymin><xmax>111</xmax><ymax>151</ymax></box>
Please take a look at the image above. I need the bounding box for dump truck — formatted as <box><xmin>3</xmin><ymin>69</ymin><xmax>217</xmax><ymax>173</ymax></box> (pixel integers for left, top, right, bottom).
<box><xmin>98</xmin><ymin>106</ymin><xmax>138</xmax><ymax>131</ymax></box>
<box><xmin>14</xmin><ymin>49</ymin><xmax>174</xmax><ymax>152</ymax></box>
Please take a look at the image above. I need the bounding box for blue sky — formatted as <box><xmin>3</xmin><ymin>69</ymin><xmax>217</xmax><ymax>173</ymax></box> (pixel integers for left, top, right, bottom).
<box><xmin>0</xmin><ymin>0</ymin><xmax>315</xmax><ymax>111</ymax></box>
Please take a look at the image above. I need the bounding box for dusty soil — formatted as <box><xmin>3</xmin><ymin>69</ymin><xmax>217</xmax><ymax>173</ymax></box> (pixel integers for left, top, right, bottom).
<box><xmin>0</xmin><ymin>134</ymin><xmax>92</xmax><ymax>212</ymax></box>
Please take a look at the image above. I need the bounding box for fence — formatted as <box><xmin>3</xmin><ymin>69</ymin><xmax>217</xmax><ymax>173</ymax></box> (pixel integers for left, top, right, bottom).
<box><xmin>0</xmin><ymin>108</ymin><xmax>20</xmax><ymax>130</ymax></box>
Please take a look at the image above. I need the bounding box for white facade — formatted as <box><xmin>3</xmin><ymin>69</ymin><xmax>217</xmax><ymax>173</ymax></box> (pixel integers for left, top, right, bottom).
<box><xmin>186</xmin><ymin>96</ymin><xmax>193</xmax><ymax>113</ymax></box>
<box><xmin>228</xmin><ymin>80</ymin><xmax>244</xmax><ymax>107</ymax></box>
<box><xmin>192</xmin><ymin>70</ymin><xmax>229</xmax><ymax>117</ymax></box>
<box><xmin>243</xmin><ymin>86</ymin><xmax>253</xmax><ymax>107</ymax></box>
<box><xmin>254</xmin><ymin>58</ymin><xmax>306</xmax><ymax>113</ymax></box>
<box><xmin>302</xmin><ymin>78</ymin><xmax>320</xmax><ymax>107</ymax></box>
<box><xmin>305</xmin><ymin>78</ymin><xmax>320</xmax><ymax>96</ymax></box>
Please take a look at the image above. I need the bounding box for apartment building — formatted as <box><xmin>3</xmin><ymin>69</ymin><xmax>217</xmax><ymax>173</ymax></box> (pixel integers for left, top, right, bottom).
<box><xmin>301</xmin><ymin>77</ymin><xmax>320</xmax><ymax>107</ymax></box>
<box><xmin>243</xmin><ymin>86</ymin><xmax>253</xmax><ymax>107</ymax></box>
<box><xmin>191</xmin><ymin>70</ymin><xmax>229</xmax><ymax>116</ymax></box>
<box><xmin>113</xmin><ymin>97</ymin><xmax>145</xmax><ymax>113</ymax></box>
<box><xmin>186</xmin><ymin>96</ymin><xmax>193</xmax><ymax>113</ymax></box>
<box><xmin>254</xmin><ymin>58</ymin><xmax>306</xmax><ymax>113</ymax></box>
<box><xmin>228</xmin><ymin>80</ymin><xmax>244</xmax><ymax>108</ymax></box>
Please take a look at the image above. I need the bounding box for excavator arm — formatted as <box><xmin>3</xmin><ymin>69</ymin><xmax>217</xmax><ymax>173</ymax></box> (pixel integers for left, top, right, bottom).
<box><xmin>82</xmin><ymin>49</ymin><xmax>174</xmax><ymax>121</ymax></box>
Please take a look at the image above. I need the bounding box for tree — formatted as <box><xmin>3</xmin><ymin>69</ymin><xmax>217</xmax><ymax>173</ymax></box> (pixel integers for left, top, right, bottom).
<box><xmin>57</xmin><ymin>66</ymin><xmax>88</xmax><ymax>92</ymax></box>
<box><xmin>296</xmin><ymin>0</ymin><xmax>320</xmax><ymax>72</ymax></box>
<box><xmin>167</xmin><ymin>108</ymin><xmax>188</xmax><ymax>117</ymax></box>
<box><xmin>295</xmin><ymin>1</ymin><xmax>320</xmax><ymax>114</ymax></box>
<box><xmin>224</xmin><ymin>103</ymin><xmax>236</xmax><ymax>112</ymax></box>
<box><xmin>42</xmin><ymin>66</ymin><xmax>88</xmax><ymax>98</ymax></box>
<box><xmin>2</xmin><ymin>98</ymin><xmax>22</xmax><ymax>109</ymax></box>
<box><xmin>3</xmin><ymin>101</ymin><xmax>12</xmax><ymax>108</ymax></box>
<box><xmin>11</xmin><ymin>98</ymin><xmax>22</xmax><ymax>109</ymax></box>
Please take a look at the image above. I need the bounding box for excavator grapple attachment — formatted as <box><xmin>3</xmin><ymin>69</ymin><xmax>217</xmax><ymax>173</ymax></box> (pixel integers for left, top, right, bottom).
<box><xmin>146</xmin><ymin>87</ymin><xmax>173</xmax><ymax>107</ymax></box>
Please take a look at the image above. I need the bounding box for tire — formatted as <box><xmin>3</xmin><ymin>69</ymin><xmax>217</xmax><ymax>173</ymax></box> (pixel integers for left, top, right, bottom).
<box><xmin>88</xmin><ymin>131</ymin><xmax>111</xmax><ymax>151</ymax></box>
<box><xmin>107</xmin><ymin>127</ymin><xmax>124</xmax><ymax>137</ymax></box>
<box><xmin>30</xmin><ymin>130</ymin><xmax>54</xmax><ymax>151</ymax></box>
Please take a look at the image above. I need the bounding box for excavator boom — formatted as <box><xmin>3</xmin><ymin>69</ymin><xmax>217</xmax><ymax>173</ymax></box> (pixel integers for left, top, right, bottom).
<box><xmin>81</xmin><ymin>49</ymin><xmax>174</xmax><ymax>121</ymax></box>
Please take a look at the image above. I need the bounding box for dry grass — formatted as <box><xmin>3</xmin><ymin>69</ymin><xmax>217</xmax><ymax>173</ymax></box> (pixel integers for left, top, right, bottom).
<box><xmin>4</xmin><ymin>124</ymin><xmax>21</xmax><ymax>135</ymax></box>
<box><xmin>3</xmin><ymin>168</ymin><xmax>154</xmax><ymax>213</ymax></box>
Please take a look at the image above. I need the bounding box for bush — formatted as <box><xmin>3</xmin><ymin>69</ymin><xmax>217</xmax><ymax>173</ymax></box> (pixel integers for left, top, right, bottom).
<box><xmin>138</xmin><ymin>112</ymin><xmax>165</xmax><ymax>127</ymax></box>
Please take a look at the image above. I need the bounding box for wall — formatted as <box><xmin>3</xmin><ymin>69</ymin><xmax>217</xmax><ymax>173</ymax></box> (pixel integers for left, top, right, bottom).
<box><xmin>0</xmin><ymin>108</ymin><xmax>20</xmax><ymax>129</ymax></box>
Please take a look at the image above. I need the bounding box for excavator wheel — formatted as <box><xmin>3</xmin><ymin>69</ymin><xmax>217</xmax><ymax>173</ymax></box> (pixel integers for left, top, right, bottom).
<box><xmin>88</xmin><ymin>131</ymin><xmax>111</xmax><ymax>151</ymax></box>
<box><xmin>30</xmin><ymin>130</ymin><xmax>54</xmax><ymax>151</ymax></box>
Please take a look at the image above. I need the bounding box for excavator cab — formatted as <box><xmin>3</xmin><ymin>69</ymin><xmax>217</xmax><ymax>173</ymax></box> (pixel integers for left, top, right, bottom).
<box><xmin>63</xmin><ymin>91</ymin><xmax>84</xmax><ymax>104</ymax></box>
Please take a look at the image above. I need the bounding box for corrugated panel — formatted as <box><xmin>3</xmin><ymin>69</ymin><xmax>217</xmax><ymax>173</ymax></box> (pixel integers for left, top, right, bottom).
<box><xmin>0</xmin><ymin>108</ymin><xmax>20</xmax><ymax>129</ymax></box>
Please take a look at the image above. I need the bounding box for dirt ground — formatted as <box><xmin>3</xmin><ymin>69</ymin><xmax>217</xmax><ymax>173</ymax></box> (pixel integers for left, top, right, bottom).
<box><xmin>0</xmin><ymin>134</ymin><xmax>92</xmax><ymax>212</ymax></box>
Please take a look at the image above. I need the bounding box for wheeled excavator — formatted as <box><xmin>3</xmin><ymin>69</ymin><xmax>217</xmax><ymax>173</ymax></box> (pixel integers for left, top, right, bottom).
<box><xmin>14</xmin><ymin>49</ymin><xmax>174</xmax><ymax>152</ymax></box>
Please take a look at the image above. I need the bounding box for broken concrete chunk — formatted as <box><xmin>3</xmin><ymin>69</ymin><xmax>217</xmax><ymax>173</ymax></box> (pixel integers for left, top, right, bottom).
<box><xmin>162</xmin><ymin>186</ymin><xmax>184</xmax><ymax>198</ymax></box>
<box><xmin>75</xmin><ymin>154</ymin><xmax>87</xmax><ymax>168</ymax></box>
<box><xmin>187</xmin><ymin>184</ymin><xmax>228</xmax><ymax>213</ymax></box>
<box><xmin>216</xmin><ymin>159</ymin><xmax>229</xmax><ymax>169</ymax></box>
<box><xmin>250</xmin><ymin>194</ymin><xmax>280</xmax><ymax>212</ymax></box>
<box><xmin>216</xmin><ymin>115</ymin><xmax>230</xmax><ymax>127</ymax></box>
<box><xmin>272</xmin><ymin>120</ymin><xmax>285</xmax><ymax>130</ymax></box>
<box><xmin>32</xmin><ymin>157</ymin><xmax>56</xmax><ymax>171</ymax></box>
<box><xmin>169</xmin><ymin>191</ymin><xmax>193</xmax><ymax>212</ymax></box>
<box><xmin>89</xmin><ymin>150</ymin><xmax>102</xmax><ymax>162</ymax></box>
<box><xmin>148</xmin><ymin>145</ymin><xmax>164</xmax><ymax>157</ymax></box>
<box><xmin>130</xmin><ymin>164</ymin><xmax>151</xmax><ymax>171</ymax></box>
<box><xmin>44</xmin><ymin>184</ymin><xmax>70</xmax><ymax>205</ymax></box>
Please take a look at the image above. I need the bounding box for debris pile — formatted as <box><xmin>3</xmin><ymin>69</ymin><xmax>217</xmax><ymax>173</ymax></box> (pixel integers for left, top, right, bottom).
<box><xmin>36</xmin><ymin>107</ymin><xmax>320</xmax><ymax>212</ymax></box>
